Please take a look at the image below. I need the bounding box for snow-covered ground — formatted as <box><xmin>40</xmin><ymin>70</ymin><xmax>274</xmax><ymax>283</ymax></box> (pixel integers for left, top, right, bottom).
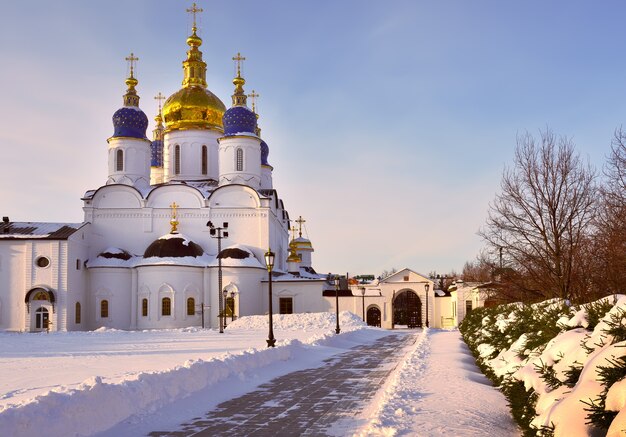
<box><xmin>0</xmin><ymin>312</ymin><xmax>517</xmax><ymax>437</ymax></box>
<box><xmin>358</xmin><ymin>329</ymin><xmax>519</xmax><ymax>436</ymax></box>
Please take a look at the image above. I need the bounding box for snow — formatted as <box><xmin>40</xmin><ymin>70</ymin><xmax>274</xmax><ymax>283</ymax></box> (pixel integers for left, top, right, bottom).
<box><xmin>467</xmin><ymin>295</ymin><xmax>626</xmax><ymax>436</ymax></box>
<box><xmin>0</xmin><ymin>314</ymin><xmax>520</xmax><ymax>437</ymax></box>
<box><xmin>357</xmin><ymin>330</ymin><xmax>518</xmax><ymax>436</ymax></box>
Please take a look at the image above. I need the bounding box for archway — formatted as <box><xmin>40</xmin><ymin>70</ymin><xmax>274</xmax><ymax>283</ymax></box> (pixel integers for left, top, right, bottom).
<box><xmin>366</xmin><ymin>306</ymin><xmax>381</xmax><ymax>327</ymax></box>
<box><xmin>393</xmin><ymin>290</ymin><xmax>422</xmax><ymax>328</ymax></box>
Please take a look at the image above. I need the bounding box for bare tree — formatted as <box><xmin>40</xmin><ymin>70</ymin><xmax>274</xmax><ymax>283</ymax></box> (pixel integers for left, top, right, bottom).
<box><xmin>591</xmin><ymin>128</ymin><xmax>626</xmax><ymax>295</ymax></box>
<box><xmin>479</xmin><ymin>130</ymin><xmax>597</xmax><ymax>302</ymax></box>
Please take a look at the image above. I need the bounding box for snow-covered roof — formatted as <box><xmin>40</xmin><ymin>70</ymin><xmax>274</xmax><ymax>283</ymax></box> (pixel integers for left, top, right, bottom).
<box><xmin>206</xmin><ymin>244</ymin><xmax>263</xmax><ymax>268</ymax></box>
<box><xmin>0</xmin><ymin>222</ymin><xmax>86</xmax><ymax>240</ymax></box>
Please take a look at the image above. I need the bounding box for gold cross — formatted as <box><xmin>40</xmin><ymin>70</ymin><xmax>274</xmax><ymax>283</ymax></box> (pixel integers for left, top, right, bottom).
<box><xmin>125</xmin><ymin>52</ymin><xmax>139</xmax><ymax>77</ymax></box>
<box><xmin>295</xmin><ymin>216</ymin><xmax>306</xmax><ymax>238</ymax></box>
<box><xmin>170</xmin><ymin>202</ymin><xmax>179</xmax><ymax>219</ymax></box>
<box><xmin>233</xmin><ymin>52</ymin><xmax>246</xmax><ymax>77</ymax></box>
<box><xmin>154</xmin><ymin>92</ymin><xmax>166</xmax><ymax>112</ymax></box>
<box><xmin>186</xmin><ymin>2</ymin><xmax>203</xmax><ymax>29</ymax></box>
<box><xmin>290</xmin><ymin>222</ymin><xmax>298</xmax><ymax>241</ymax></box>
<box><xmin>248</xmin><ymin>89</ymin><xmax>259</xmax><ymax>113</ymax></box>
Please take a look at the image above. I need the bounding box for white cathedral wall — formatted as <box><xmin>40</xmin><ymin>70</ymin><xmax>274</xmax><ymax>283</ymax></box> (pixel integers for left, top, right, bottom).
<box><xmin>164</xmin><ymin>130</ymin><xmax>221</xmax><ymax>182</ymax></box>
<box><xmin>136</xmin><ymin>266</ymin><xmax>204</xmax><ymax>329</ymax></box>
<box><xmin>260</xmin><ymin>165</ymin><xmax>273</xmax><ymax>190</ymax></box>
<box><xmin>219</xmin><ymin>267</ymin><xmax>265</xmax><ymax>320</ymax></box>
<box><xmin>218</xmin><ymin>136</ymin><xmax>261</xmax><ymax>188</ymax></box>
<box><xmin>89</xmin><ymin>268</ymin><xmax>133</xmax><ymax>330</ymax></box>
<box><xmin>272</xmin><ymin>281</ymin><xmax>329</xmax><ymax>315</ymax></box>
<box><xmin>107</xmin><ymin>137</ymin><xmax>151</xmax><ymax>189</ymax></box>
<box><xmin>0</xmin><ymin>242</ymin><xmax>26</xmax><ymax>331</ymax></box>
<box><xmin>66</xmin><ymin>229</ymin><xmax>91</xmax><ymax>331</ymax></box>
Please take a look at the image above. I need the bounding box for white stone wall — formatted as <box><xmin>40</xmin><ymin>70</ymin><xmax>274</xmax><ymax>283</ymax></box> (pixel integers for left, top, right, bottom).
<box><xmin>164</xmin><ymin>130</ymin><xmax>221</xmax><ymax>182</ymax></box>
<box><xmin>107</xmin><ymin>137</ymin><xmax>151</xmax><ymax>190</ymax></box>
<box><xmin>218</xmin><ymin>135</ymin><xmax>261</xmax><ymax>189</ymax></box>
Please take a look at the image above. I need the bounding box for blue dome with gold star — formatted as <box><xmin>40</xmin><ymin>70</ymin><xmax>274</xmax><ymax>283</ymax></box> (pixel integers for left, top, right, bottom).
<box><xmin>261</xmin><ymin>140</ymin><xmax>270</xmax><ymax>165</ymax></box>
<box><xmin>112</xmin><ymin>106</ymin><xmax>149</xmax><ymax>139</ymax></box>
<box><xmin>223</xmin><ymin>106</ymin><xmax>257</xmax><ymax>136</ymax></box>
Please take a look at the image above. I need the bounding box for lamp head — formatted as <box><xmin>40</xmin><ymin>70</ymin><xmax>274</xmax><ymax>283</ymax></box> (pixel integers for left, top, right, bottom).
<box><xmin>334</xmin><ymin>276</ymin><xmax>340</xmax><ymax>289</ymax></box>
<box><xmin>210</xmin><ymin>228</ymin><xmax>216</xmax><ymax>236</ymax></box>
<box><xmin>425</xmin><ymin>284</ymin><xmax>430</xmax><ymax>292</ymax></box>
<box><xmin>207</xmin><ymin>221</ymin><xmax>214</xmax><ymax>228</ymax></box>
<box><xmin>360</xmin><ymin>287</ymin><xmax>366</xmax><ymax>296</ymax></box>
<box><xmin>264</xmin><ymin>249</ymin><xmax>275</xmax><ymax>272</ymax></box>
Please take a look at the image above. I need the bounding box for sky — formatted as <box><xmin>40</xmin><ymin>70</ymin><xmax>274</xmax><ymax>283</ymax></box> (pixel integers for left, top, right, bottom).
<box><xmin>1</xmin><ymin>1</ymin><xmax>626</xmax><ymax>276</ymax></box>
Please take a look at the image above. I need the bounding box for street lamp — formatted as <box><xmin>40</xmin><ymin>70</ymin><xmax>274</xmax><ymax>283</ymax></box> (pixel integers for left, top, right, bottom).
<box><xmin>360</xmin><ymin>286</ymin><xmax>366</xmax><ymax>322</ymax></box>
<box><xmin>222</xmin><ymin>289</ymin><xmax>228</xmax><ymax>329</ymax></box>
<box><xmin>264</xmin><ymin>248</ymin><xmax>276</xmax><ymax>348</ymax></box>
<box><xmin>207</xmin><ymin>221</ymin><xmax>228</xmax><ymax>333</ymax></box>
<box><xmin>334</xmin><ymin>275</ymin><xmax>341</xmax><ymax>334</ymax></box>
<box><xmin>425</xmin><ymin>283</ymin><xmax>430</xmax><ymax>328</ymax></box>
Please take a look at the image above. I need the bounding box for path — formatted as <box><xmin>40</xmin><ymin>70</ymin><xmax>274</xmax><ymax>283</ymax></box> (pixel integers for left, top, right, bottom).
<box><xmin>360</xmin><ymin>329</ymin><xmax>520</xmax><ymax>436</ymax></box>
<box><xmin>148</xmin><ymin>332</ymin><xmax>417</xmax><ymax>437</ymax></box>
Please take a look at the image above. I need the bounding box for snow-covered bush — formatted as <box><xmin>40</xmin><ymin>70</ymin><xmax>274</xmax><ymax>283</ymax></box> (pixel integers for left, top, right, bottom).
<box><xmin>460</xmin><ymin>295</ymin><xmax>626</xmax><ymax>437</ymax></box>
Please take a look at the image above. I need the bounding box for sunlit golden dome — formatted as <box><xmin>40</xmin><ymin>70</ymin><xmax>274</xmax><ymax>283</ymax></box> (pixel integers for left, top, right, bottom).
<box><xmin>162</xmin><ymin>23</ymin><xmax>226</xmax><ymax>132</ymax></box>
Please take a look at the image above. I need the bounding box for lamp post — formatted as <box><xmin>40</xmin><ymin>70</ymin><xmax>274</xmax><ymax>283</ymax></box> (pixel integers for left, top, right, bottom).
<box><xmin>360</xmin><ymin>286</ymin><xmax>366</xmax><ymax>322</ymax></box>
<box><xmin>207</xmin><ymin>221</ymin><xmax>228</xmax><ymax>333</ymax></box>
<box><xmin>334</xmin><ymin>275</ymin><xmax>341</xmax><ymax>334</ymax></box>
<box><xmin>265</xmin><ymin>249</ymin><xmax>276</xmax><ymax>347</ymax></box>
<box><xmin>425</xmin><ymin>283</ymin><xmax>430</xmax><ymax>328</ymax></box>
<box><xmin>222</xmin><ymin>289</ymin><xmax>228</xmax><ymax>329</ymax></box>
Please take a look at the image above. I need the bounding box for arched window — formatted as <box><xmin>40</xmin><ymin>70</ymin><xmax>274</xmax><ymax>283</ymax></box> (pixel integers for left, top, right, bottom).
<box><xmin>187</xmin><ymin>297</ymin><xmax>195</xmax><ymax>316</ymax></box>
<box><xmin>201</xmin><ymin>146</ymin><xmax>208</xmax><ymax>175</ymax></box>
<box><xmin>174</xmin><ymin>145</ymin><xmax>181</xmax><ymax>175</ymax></box>
<box><xmin>162</xmin><ymin>297</ymin><xmax>171</xmax><ymax>316</ymax></box>
<box><xmin>116</xmin><ymin>149</ymin><xmax>124</xmax><ymax>172</ymax></box>
<box><xmin>100</xmin><ymin>300</ymin><xmax>109</xmax><ymax>318</ymax></box>
<box><xmin>142</xmin><ymin>298</ymin><xmax>148</xmax><ymax>317</ymax></box>
<box><xmin>236</xmin><ymin>148</ymin><xmax>244</xmax><ymax>171</ymax></box>
<box><xmin>75</xmin><ymin>302</ymin><xmax>81</xmax><ymax>324</ymax></box>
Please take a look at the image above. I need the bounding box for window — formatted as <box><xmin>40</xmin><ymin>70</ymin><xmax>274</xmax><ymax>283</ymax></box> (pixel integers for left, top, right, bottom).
<box><xmin>76</xmin><ymin>259</ymin><xmax>81</xmax><ymax>270</ymax></box>
<box><xmin>116</xmin><ymin>149</ymin><xmax>124</xmax><ymax>171</ymax></box>
<box><xmin>279</xmin><ymin>297</ymin><xmax>293</xmax><ymax>315</ymax></box>
<box><xmin>75</xmin><ymin>302</ymin><xmax>81</xmax><ymax>324</ymax></box>
<box><xmin>100</xmin><ymin>300</ymin><xmax>109</xmax><ymax>318</ymax></box>
<box><xmin>465</xmin><ymin>300</ymin><xmax>472</xmax><ymax>314</ymax></box>
<box><xmin>35</xmin><ymin>257</ymin><xmax>50</xmax><ymax>268</ymax></box>
<box><xmin>201</xmin><ymin>146</ymin><xmax>207</xmax><ymax>175</ymax></box>
<box><xmin>403</xmin><ymin>276</ymin><xmax>409</xmax><ymax>281</ymax></box>
<box><xmin>187</xmin><ymin>297</ymin><xmax>195</xmax><ymax>316</ymax></box>
<box><xmin>162</xmin><ymin>297</ymin><xmax>171</xmax><ymax>316</ymax></box>
<box><xmin>236</xmin><ymin>148</ymin><xmax>243</xmax><ymax>171</ymax></box>
<box><xmin>142</xmin><ymin>298</ymin><xmax>148</xmax><ymax>317</ymax></box>
<box><xmin>225</xmin><ymin>297</ymin><xmax>235</xmax><ymax>317</ymax></box>
<box><xmin>174</xmin><ymin>145</ymin><xmax>181</xmax><ymax>175</ymax></box>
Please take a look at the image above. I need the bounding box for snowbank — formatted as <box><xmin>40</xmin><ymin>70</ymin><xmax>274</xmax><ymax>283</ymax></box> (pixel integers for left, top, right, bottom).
<box><xmin>460</xmin><ymin>295</ymin><xmax>626</xmax><ymax>436</ymax></box>
<box><xmin>227</xmin><ymin>310</ymin><xmax>366</xmax><ymax>331</ymax></box>
<box><xmin>0</xmin><ymin>311</ymin><xmax>370</xmax><ymax>437</ymax></box>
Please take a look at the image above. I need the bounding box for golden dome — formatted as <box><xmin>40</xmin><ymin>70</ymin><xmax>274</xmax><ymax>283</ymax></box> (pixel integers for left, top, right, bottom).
<box><xmin>163</xmin><ymin>87</ymin><xmax>225</xmax><ymax>132</ymax></box>
<box><xmin>162</xmin><ymin>25</ymin><xmax>226</xmax><ymax>132</ymax></box>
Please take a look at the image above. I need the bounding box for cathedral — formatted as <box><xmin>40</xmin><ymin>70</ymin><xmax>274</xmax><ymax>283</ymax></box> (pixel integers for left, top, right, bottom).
<box><xmin>0</xmin><ymin>4</ymin><xmax>482</xmax><ymax>333</ymax></box>
<box><xmin>0</xmin><ymin>4</ymin><xmax>331</xmax><ymax>332</ymax></box>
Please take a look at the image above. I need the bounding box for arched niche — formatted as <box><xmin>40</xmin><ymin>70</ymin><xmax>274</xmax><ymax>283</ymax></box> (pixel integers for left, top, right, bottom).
<box><xmin>209</xmin><ymin>184</ymin><xmax>261</xmax><ymax>209</ymax></box>
<box><xmin>146</xmin><ymin>184</ymin><xmax>205</xmax><ymax>209</ymax></box>
<box><xmin>91</xmin><ymin>185</ymin><xmax>143</xmax><ymax>209</ymax></box>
